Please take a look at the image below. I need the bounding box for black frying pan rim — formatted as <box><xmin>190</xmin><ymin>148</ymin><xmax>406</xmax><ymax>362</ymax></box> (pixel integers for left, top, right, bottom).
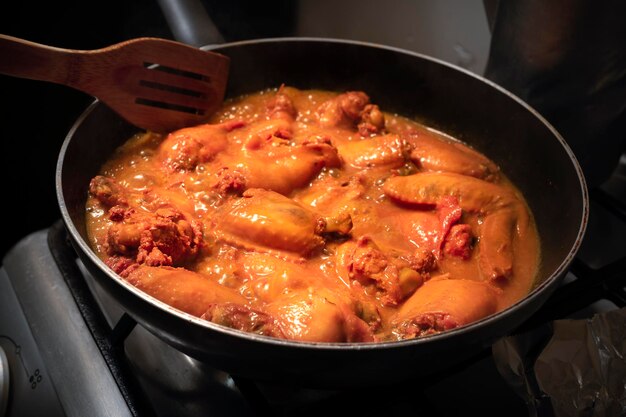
<box><xmin>55</xmin><ymin>36</ymin><xmax>589</xmax><ymax>351</ymax></box>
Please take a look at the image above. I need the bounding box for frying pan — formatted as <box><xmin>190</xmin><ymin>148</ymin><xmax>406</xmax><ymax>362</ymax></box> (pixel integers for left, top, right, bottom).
<box><xmin>56</xmin><ymin>38</ymin><xmax>588</xmax><ymax>387</ymax></box>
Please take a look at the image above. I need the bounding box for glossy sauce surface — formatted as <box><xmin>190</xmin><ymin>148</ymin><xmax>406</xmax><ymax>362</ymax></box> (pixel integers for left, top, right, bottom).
<box><xmin>86</xmin><ymin>87</ymin><xmax>540</xmax><ymax>343</ymax></box>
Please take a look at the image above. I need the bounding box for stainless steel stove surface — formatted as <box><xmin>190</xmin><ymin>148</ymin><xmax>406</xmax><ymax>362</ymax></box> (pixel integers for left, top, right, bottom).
<box><xmin>1</xmin><ymin>154</ymin><xmax>625</xmax><ymax>417</ymax></box>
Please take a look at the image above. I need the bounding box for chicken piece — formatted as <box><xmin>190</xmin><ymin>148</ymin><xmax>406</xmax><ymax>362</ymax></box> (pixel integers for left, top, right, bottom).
<box><xmin>337</xmin><ymin>133</ymin><xmax>410</xmax><ymax>168</ymax></box>
<box><xmin>335</xmin><ymin>236</ymin><xmax>435</xmax><ymax>306</ymax></box>
<box><xmin>406</xmin><ymin>133</ymin><xmax>500</xmax><ymax>181</ymax></box>
<box><xmin>213</xmin><ymin>189</ymin><xmax>325</xmax><ymax>258</ymax></box>
<box><xmin>317</xmin><ymin>91</ymin><xmax>369</xmax><ymax>128</ymax></box>
<box><xmin>383</xmin><ymin>172</ymin><xmax>530</xmax><ymax>280</ymax></box>
<box><xmin>296</xmin><ymin>174</ymin><xmax>366</xmax><ymax>216</ymax></box>
<box><xmin>238</xmin><ymin>88</ymin><xmax>297</xmax><ymax>150</ymax></box>
<box><xmin>127</xmin><ymin>266</ymin><xmax>285</xmax><ymax>338</ymax></box>
<box><xmin>300</xmin><ymin>135</ymin><xmax>343</xmax><ymax>167</ymax></box>
<box><xmin>89</xmin><ymin>173</ymin><xmax>193</xmax><ymax>215</ymax></box>
<box><xmin>89</xmin><ymin>175</ymin><xmax>128</xmax><ymax>207</ymax></box>
<box><xmin>241</xmin><ymin>118</ymin><xmax>293</xmax><ymax>150</ymax></box>
<box><xmin>392</xmin><ymin>278</ymin><xmax>498</xmax><ymax>339</ymax></box>
<box><xmin>357</xmin><ymin>104</ymin><xmax>386</xmax><ymax>136</ymax></box>
<box><xmin>316</xmin><ymin>91</ymin><xmax>386</xmax><ymax>135</ymax></box>
<box><xmin>125</xmin><ymin>266</ymin><xmax>246</xmax><ymax>317</ymax></box>
<box><xmin>342</xmin><ymin>236</ymin><xmax>388</xmax><ymax>283</ymax></box>
<box><xmin>384</xmin><ymin>172</ymin><xmax>514</xmax><ymax>211</ymax></box>
<box><xmin>105</xmin><ymin>255</ymin><xmax>137</xmax><ymax>277</ymax></box>
<box><xmin>265</xmin><ymin>290</ymin><xmax>375</xmax><ymax>343</ymax></box>
<box><xmin>266</xmin><ymin>85</ymin><xmax>297</xmax><ymax>121</ymax></box>
<box><xmin>201</xmin><ymin>303</ymin><xmax>285</xmax><ymax>338</ymax></box>
<box><xmin>479</xmin><ymin>208</ymin><xmax>518</xmax><ymax>280</ymax></box>
<box><xmin>226</xmin><ymin>139</ymin><xmax>341</xmax><ymax>195</ymax></box>
<box><xmin>106</xmin><ymin>210</ymin><xmax>145</xmax><ymax>255</ymax></box>
<box><xmin>157</xmin><ymin>120</ymin><xmax>244</xmax><ymax>171</ymax></box>
<box><xmin>106</xmin><ymin>207</ymin><xmax>202</xmax><ymax>273</ymax></box>
<box><xmin>315</xmin><ymin>91</ymin><xmax>364</xmax><ymax>127</ymax></box>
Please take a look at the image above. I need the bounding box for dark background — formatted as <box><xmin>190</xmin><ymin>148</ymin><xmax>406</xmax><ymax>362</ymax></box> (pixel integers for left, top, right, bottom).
<box><xmin>0</xmin><ymin>0</ymin><xmax>296</xmax><ymax>257</ymax></box>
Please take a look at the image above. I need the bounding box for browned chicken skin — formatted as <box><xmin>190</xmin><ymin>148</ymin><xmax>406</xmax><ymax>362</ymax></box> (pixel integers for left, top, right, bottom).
<box><xmin>89</xmin><ymin>175</ymin><xmax>128</xmax><ymax>207</ymax></box>
<box><xmin>105</xmin><ymin>207</ymin><xmax>202</xmax><ymax>275</ymax></box>
<box><xmin>407</xmin><ymin>133</ymin><xmax>500</xmax><ymax>181</ymax></box>
<box><xmin>89</xmin><ymin>176</ymin><xmax>202</xmax><ymax>276</ymax></box>
<box><xmin>157</xmin><ymin>120</ymin><xmax>245</xmax><ymax>172</ymax></box>
<box><xmin>265</xmin><ymin>290</ymin><xmax>375</xmax><ymax>342</ymax></box>
<box><xmin>86</xmin><ymin>86</ymin><xmax>539</xmax><ymax>343</ymax></box>
<box><xmin>213</xmin><ymin>188</ymin><xmax>326</xmax><ymax>258</ymax></box>
<box><xmin>266</xmin><ymin>85</ymin><xmax>297</xmax><ymax>121</ymax></box>
<box><xmin>316</xmin><ymin>91</ymin><xmax>385</xmax><ymax>136</ymax></box>
<box><xmin>126</xmin><ymin>266</ymin><xmax>246</xmax><ymax>316</ymax></box>
<box><xmin>383</xmin><ymin>172</ymin><xmax>530</xmax><ymax>281</ymax></box>
<box><xmin>392</xmin><ymin>278</ymin><xmax>498</xmax><ymax>338</ymax></box>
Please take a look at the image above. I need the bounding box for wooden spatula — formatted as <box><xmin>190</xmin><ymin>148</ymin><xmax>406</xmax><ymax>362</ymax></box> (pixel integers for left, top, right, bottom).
<box><xmin>0</xmin><ymin>34</ymin><xmax>229</xmax><ymax>133</ymax></box>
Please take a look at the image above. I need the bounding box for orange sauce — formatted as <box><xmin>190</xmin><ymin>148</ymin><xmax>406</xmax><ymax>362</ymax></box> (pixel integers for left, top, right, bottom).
<box><xmin>85</xmin><ymin>87</ymin><xmax>540</xmax><ymax>343</ymax></box>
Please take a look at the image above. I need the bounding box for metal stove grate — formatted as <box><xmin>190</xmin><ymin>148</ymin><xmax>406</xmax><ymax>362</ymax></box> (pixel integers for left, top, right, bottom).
<box><xmin>47</xmin><ymin>222</ymin><xmax>155</xmax><ymax>417</ymax></box>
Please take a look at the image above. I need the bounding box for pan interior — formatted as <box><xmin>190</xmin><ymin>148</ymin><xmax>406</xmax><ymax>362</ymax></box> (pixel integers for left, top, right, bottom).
<box><xmin>57</xmin><ymin>38</ymin><xmax>587</xmax><ymax>358</ymax></box>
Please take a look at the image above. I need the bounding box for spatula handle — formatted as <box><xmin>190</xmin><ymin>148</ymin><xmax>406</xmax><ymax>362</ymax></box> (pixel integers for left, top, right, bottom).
<box><xmin>0</xmin><ymin>34</ymin><xmax>78</xmax><ymax>86</ymax></box>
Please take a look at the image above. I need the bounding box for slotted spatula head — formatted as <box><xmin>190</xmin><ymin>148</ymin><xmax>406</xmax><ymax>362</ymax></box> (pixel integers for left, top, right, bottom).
<box><xmin>0</xmin><ymin>35</ymin><xmax>230</xmax><ymax>133</ymax></box>
<box><xmin>87</xmin><ymin>37</ymin><xmax>230</xmax><ymax>133</ymax></box>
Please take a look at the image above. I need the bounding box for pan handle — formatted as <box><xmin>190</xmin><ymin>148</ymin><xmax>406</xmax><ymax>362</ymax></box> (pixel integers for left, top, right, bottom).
<box><xmin>156</xmin><ymin>0</ymin><xmax>224</xmax><ymax>47</ymax></box>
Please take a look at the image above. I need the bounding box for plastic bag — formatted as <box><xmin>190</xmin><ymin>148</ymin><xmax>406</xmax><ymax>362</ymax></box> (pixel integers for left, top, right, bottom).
<box><xmin>493</xmin><ymin>308</ymin><xmax>626</xmax><ymax>417</ymax></box>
